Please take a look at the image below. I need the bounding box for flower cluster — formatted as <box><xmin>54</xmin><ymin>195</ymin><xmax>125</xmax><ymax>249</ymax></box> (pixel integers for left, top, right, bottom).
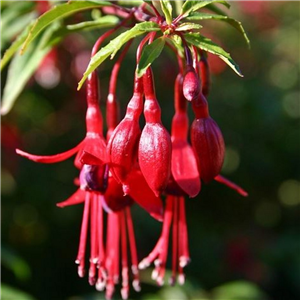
<box><xmin>15</xmin><ymin>2</ymin><xmax>248</xmax><ymax>299</ymax></box>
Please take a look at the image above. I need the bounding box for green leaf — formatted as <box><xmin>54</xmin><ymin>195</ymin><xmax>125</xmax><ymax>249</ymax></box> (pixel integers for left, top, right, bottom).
<box><xmin>77</xmin><ymin>21</ymin><xmax>160</xmax><ymax>90</ymax></box>
<box><xmin>137</xmin><ymin>37</ymin><xmax>165</xmax><ymax>77</ymax></box>
<box><xmin>66</xmin><ymin>15</ymin><xmax>119</xmax><ymax>31</ymax></box>
<box><xmin>175</xmin><ymin>22</ymin><xmax>202</xmax><ymax>32</ymax></box>
<box><xmin>186</xmin><ymin>12</ymin><xmax>250</xmax><ymax>47</ymax></box>
<box><xmin>21</xmin><ymin>0</ymin><xmax>112</xmax><ymax>53</ymax></box>
<box><xmin>2</xmin><ymin>12</ymin><xmax>37</xmax><ymax>50</ymax></box>
<box><xmin>160</xmin><ymin>0</ymin><xmax>173</xmax><ymax>25</ymax></box>
<box><xmin>212</xmin><ymin>280</ymin><xmax>269</xmax><ymax>300</ymax></box>
<box><xmin>174</xmin><ymin>0</ymin><xmax>183</xmax><ymax>16</ymax></box>
<box><xmin>1</xmin><ymin>284</ymin><xmax>36</xmax><ymax>300</ymax></box>
<box><xmin>184</xmin><ymin>33</ymin><xmax>243</xmax><ymax>77</ymax></box>
<box><xmin>1</xmin><ymin>21</ymin><xmax>34</xmax><ymax>71</ymax></box>
<box><xmin>1</xmin><ymin>23</ymin><xmax>59</xmax><ymax>115</ymax></box>
<box><xmin>1</xmin><ymin>246</ymin><xmax>31</xmax><ymax>281</ymax></box>
<box><xmin>181</xmin><ymin>0</ymin><xmax>230</xmax><ymax>18</ymax></box>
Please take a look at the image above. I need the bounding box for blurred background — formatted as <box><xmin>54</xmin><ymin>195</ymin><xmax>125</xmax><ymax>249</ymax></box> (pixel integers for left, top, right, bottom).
<box><xmin>1</xmin><ymin>1</ymin><xmax>299</xmax><ymax>300</ymax></box>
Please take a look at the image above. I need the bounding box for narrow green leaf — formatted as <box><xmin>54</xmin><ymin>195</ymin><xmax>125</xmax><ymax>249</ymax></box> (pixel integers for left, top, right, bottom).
<box><xmin>21</xmin><ymin>0</ymin><xmax>112</xmax><ymax>53</ymax></box>
<box><xmin>186</xmin><ymin>12</ymin><xmax>250</xmax><ymax>47</ymax></box>
<box><xmin>1</xmin><ymin>24</ymin><xmax>59</xmax><ymax>115</ymax></box>
<box><xmin>77</xmin><ymin>21</ymin><xmax>160</xmax><ymax>90</ymax></box>
<box><xmin>1</xmin><ymin>11</ymin><xmax>37</xmax><ymax>51</ymax></box>
<box><xmin>137</xmin><ymin>37</ymin><xmax>165</xmax><ymax>77</ymax></box>
<box><xmin>160</xmin><ymin>0</ymin><xmax>173</xmax><ymax>25</ymax></box>
<box><xmin>174</xmin><ymin>0</ymin><xmax>183</xmax><ymax>16</ymax></box>
<box><xmin>184</xmin><ymin>33</ymin><xmax>243</xmax><ymax>77</ymax></box>
<box><xmin>181</xmin><ymin>0</ymin><xmax>230</xmax><ymax>18</ymax></box>
<box><xmin>175</xmin><ymin>22</ymin><xmax>202</xmax><ymax>32</ymax></box>
<box><xmin>117</xmin><ymin>0</ymin><xmax>143</xmax><ymax>6</ymax></box>
<box><xmin>66</xmin><ymin>15</ymin><xmax>119</xmax><ymax>31</ymax></box>
<box><xmin>1</xmin><ymin>21</ymin><xmax>35</xmax><ymax>71</ymax></box>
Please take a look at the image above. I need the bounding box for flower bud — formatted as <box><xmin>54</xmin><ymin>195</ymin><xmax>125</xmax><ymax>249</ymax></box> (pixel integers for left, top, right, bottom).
<box><xmin>191</xmin><ymin>117</ymin><xmax>225</xmax><ymax>183</ymax></box>
<box><xmin>183</xmin><ymin>66</ymin><xmax>200</xmax><ymax>101</ymax></box>
<box><xmin>139</xmin><ymin>122</ymin><xmax>172</xmax><ymax>196</ymax></box>
<box><xmin>107</xmin><ymin>77</ymin><xmax>143</xmax><ymax>183</ymax></box>
<box><xmin>139</xmin><ymin>68</ymin><xmax>172</xmax><ymax>196</ymax></box>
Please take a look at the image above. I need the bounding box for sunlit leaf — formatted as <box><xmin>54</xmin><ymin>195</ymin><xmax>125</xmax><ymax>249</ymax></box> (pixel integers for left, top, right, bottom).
<box><xmin>160</xmin><ymin>0</ymin><xmax>173</xmax><ymax>25</ymax></box>
<box><xmin>137</xmin><ymin>37</ymin><xmax>165</xmax><ymax>77</ymax></box>
<box><xmin>175</xmin><ymin>22</ymin><xmax>202</xmax><ymax>31</ymax></box>
<box><xmin>181</xmin><ymin>0</ymin><xmax>230</xmax><ymax>19</ymax></box>
<box><xmin>184</xmin><ymin>33</ymin><xmax>243</xmax><ymax>77</ymax></box>
<box><xmin>66</xmin><ymin>15</ymin><xmax>119</xmax><ymax>31</ymax></box>
<box><xmin>1</xmin><ymin>21</ymin><xmax>34</xmax><ymax>71</ymax></box>
<box><xmin>78</xmin><ymin>21</ymin><xmax>160</xmax><ymax>90</ymax></box>
<box><xmin>21</xmin><ymin>0</ymin><xmax>112</xmax><ymax>53</ymax></box>
<box><xmin>187</xmin><ymin>12</ymin><xmax>250</xmax><ymax>47</ymax></box>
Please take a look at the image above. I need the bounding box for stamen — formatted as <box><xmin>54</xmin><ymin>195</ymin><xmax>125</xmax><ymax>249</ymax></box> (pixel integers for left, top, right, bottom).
<box><xmin>156</xmin><ymin>196</ymin><xmax>174</xmax><ymax>285</ymax></box>
<box><xmin>75</xmin><ymin>192</ymin><xmax>91</xmax><ymax>278</ymax></box>
<box><xmin>98</xmin><ymin>195</ymin><xmax>106</xmax><ymax>281</ymax></box>
<box><xmin>120</xmin><ymin>211</ymin><xmax>129</xmax><ymax>300</ymax></box>
<box><xmin>89</xmin><ymin>194</ymin><xmax>98</xmax><ymax>285</ymax></box>
<box><xmin>170</xmin><ymin>196</ymin><xmax>179</xmax><ymax>286</ymax></box>
<box><xmin>125</xmin><ymin>207</ymin><xmax>141</xmax><ymax>291</ymax></box>
<box><xmin>178</xmin><ymin>196</ymin><xmax>190</xmax><ymax>268</ymax></box>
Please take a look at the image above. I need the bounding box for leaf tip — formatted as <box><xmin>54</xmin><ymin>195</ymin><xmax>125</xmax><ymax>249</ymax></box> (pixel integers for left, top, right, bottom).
<box><xmin>1</xmin><ymin>105</ymin><xmax>9</xmax><ymax>115</ymax></box>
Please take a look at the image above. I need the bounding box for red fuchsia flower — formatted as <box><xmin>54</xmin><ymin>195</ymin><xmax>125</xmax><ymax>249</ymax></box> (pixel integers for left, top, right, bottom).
<box><xmin>16</xmin><ymin>70</ymin><xmax>107</xmax><ymax>169</ymax></box>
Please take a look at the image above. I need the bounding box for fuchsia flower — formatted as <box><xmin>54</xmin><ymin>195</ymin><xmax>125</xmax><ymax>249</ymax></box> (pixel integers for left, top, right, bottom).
<box><xmin>15</xmin><ymin>12</ymin><xmax>248</xmax><ymax>299</ymax></box>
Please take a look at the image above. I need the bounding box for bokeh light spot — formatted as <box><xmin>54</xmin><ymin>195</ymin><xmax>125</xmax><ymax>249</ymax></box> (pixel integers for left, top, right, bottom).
<box><xmin>222</xmin><ymin>147</ymin><xmax>240</xmax><ymax>174</ymax></box>
<box><xmin>269</xmin><ymin>61</ymin><xmax>298</xmax><ymax>90</ymax></box>
<box><xmin>282</xmin><ymin>91</ymin><xmax>300</xmax><ymax>118</ymax></box>
<box><xmin>1</xmin><ymin>169</ymin><xmax>16</xmax><ymax>195</ymax></box>
<box><xmin>278</xmin><ymin>179</ymin><xmax>300</xmax><ymax>206</ymax></box>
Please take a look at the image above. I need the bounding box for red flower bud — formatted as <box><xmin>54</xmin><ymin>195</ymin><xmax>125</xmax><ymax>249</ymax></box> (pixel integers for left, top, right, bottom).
<box><xmin>107</xmin><ymin>77</ymin><xmax>143</xmax><ymax>183</ymax></box>
<box><xmin>191</xmin><ymin>116</ymin><xmax>225</xmax><ymax>183</ymax></box>
<box><xmin>183</xmin><ymin>66</ymin><xmax>200</xmax><ymax>101</ymax></box>
<box><xmin>139</xmin><ymin>68</ymin><xmax>172</xmax><ymax>196</ymax></box>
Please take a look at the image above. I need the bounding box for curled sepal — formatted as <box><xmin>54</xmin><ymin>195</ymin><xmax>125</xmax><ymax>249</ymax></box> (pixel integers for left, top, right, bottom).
<box><xmin>191</xmin><ymin>117</ymin><xmax>225</xmax><ymax>183</ymax></box>
<box><xmin>16</xmin><ymin>141</ymin><xmax>84</xmax><ymax>164</ymax></box>
<box><xmin>56</xmin><ymin>189</ymin><xmax>85</xmax><ymax>208</ymax></box>
<box><xmin>183</xmin><ymin>65</ymin><xmax>200</xmax><ymax>102</ymax></box>
<box><xmin>102</xmin><ymin>175</ymin><xmax>134</xmax><ymax>213</ymax></box>
<box><xmin>171</xmin><ymin>112</ymin><xmax>200</xmax><ymax>197</ymax></box>
<box><xmin>172</xmin><ymin>140</ymin><xmax>201</xmax><ymax>198</ymax></box>
<box><xmin>123</xmin><ymin>169</ymin><xmax>163</xmax><ymax>222</ymax></box>
<box><xmin>74</xmin><ymin>135</ymin><xmax>107</xmax><ymax>168</ymax></box>
<box><xmin>139</xmin><ymin>68</ymin><xmax>172</xmax><ymax>196</ymax></box>
<box><xmin>107</xmin><ymin>77</ymin><xmax>143</xmax><ymax>183</ymax></box>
